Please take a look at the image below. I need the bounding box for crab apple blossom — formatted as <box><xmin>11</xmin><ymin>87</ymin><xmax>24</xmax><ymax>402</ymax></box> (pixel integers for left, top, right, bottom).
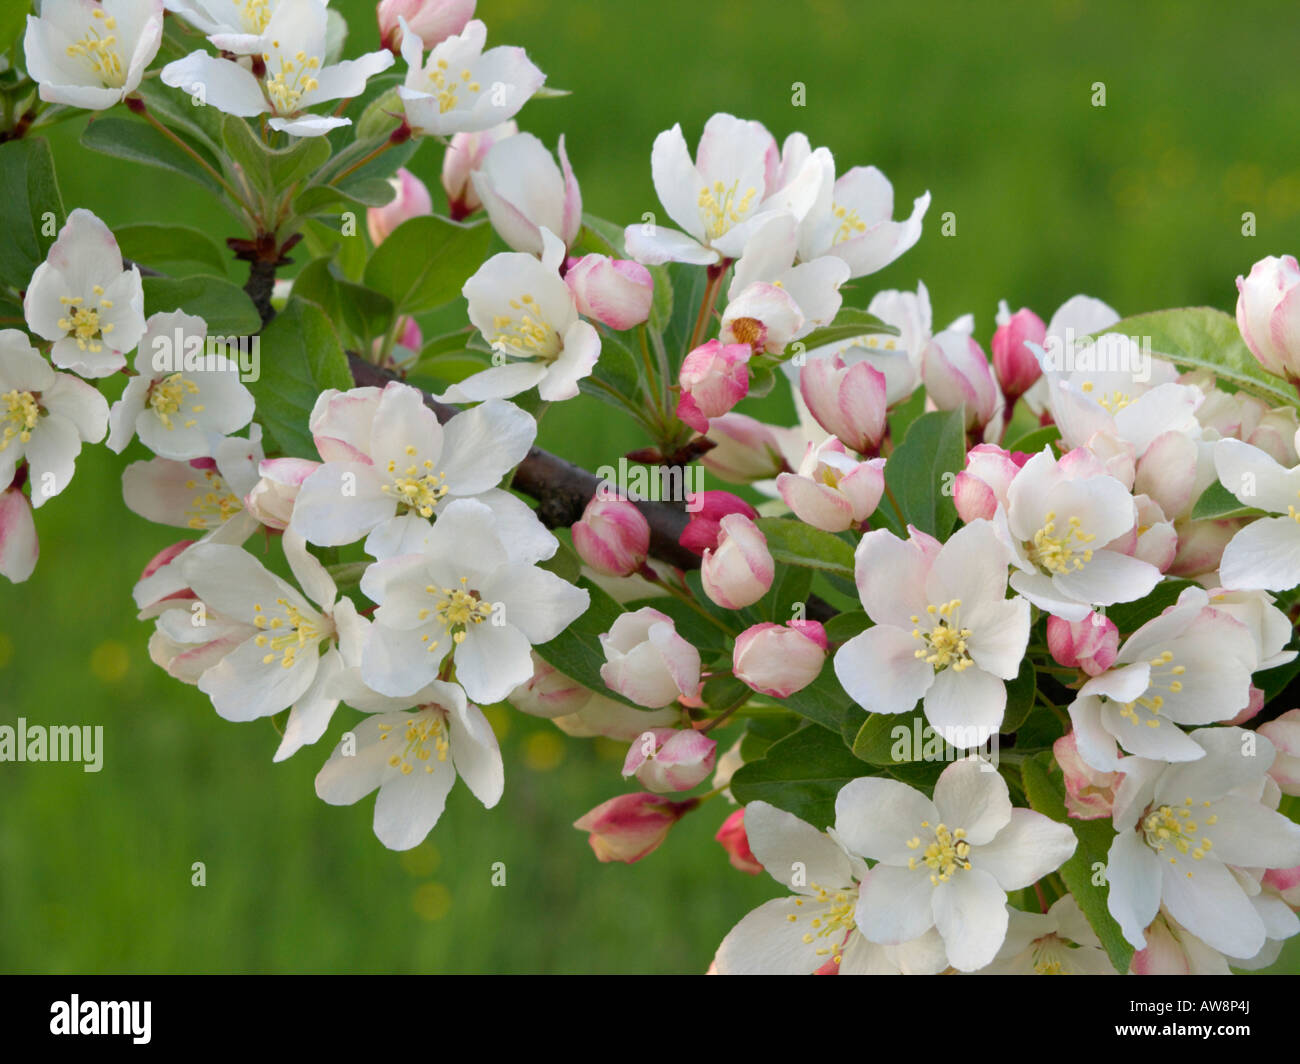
<box><xmin>1053</xmin><ymin>731</ymin><xmax>1122</xmax><ymax>820</ymax></box>
<box><xmin>366</xmin><ymin>168</ymin><xmax>433</xmax><ymax>246</ymax></box>
<box><xmin>315</xmin><ymin>677</ymin><xmax>503</xmax><ymax>851</ymax></box>
<box><xmin>676</xmin><ymin>340</ymin><xmax>751</xmax><ymax>432</ymax></box>
<box><xmin>679</xmin><ymin>490</ymin><xmax>758</xmax><ymax>555</ymax></box>
<box><xmin>377</xmin><ymin>0</ymin><xmax>475</xmax><ymax>53</ymax></box>
<box><xmin>446</xmin><ymin>229</ymin><xmax>600</xmax><ymax>402</ymax></box>
<box><xmin>1129</xmin><ymin>903</ymin><xmax>1297</xmax><ymax>974</ymax></box>
<box><xmin>623</xmin><ymin>728</ymin><xmax>716</xmax><ymax>793</ymax></box>
<box><xmin>360</xmin><ymin>498</ymin><xmax>589</xmax><ymax>704</ymax></box>
<box><xmin>700</xmin><ymin>513</ymin><xmax>773</xmax><ymax>609</ymax></box>
<box><xmin>507</xmin><ymin>653</ymin><xmax>677</xmax><ymax>739</ymax></box>
<box><xmin>180</xmin><ymin>531</ymin><xmax>364</xmax><ymax>762</ymax></box>
<box><xmin>835</xmin><ymin>761</ymin><xmax>1076</xmax><ymax>972</ymax></box>
<box><xmin>440</xmin><ymin>120</ymin><xmax>517</xmax><ymax>219</ymax></box>
<box><xmin>834</xmin><ymin>520</ymin><xmax>1030</xmax><ymax>748</ymax></box>
<box><xmin>978</xmin><ymin>896</ymin><xmax>1115</xmax><ymax>975</ymax></box>
<box><xmin>953</xmin><ymin>444</ymin><xmax>1027</xmax><ymax>524</ymax></box>
<box><xmin>718</xmin><ymin>282</ymin><xmax>805</xmax><ymax>356</ymax></box>
<box><xmin>121</xmin><ymin>427</ymin><xmax>265</xmax><ymax>545</ymax></box>
<box><xmin>733</xmin><ymin>620</ymin><xmax>827</xmax><ymax>698</ymax></box>
<box><xmin>699</xmin><ymin>413</ymin><xmax>787</xmax><ymax>484</ymax></box>
<box><xmin>598</xmin><ymin>606</ymin><xmax>701</xmax><ymax>709</ymax></box>
<box><xmin>23</xmin><ymin>208</ymin><xmax>145</xmax><ymax>379</ymax></box>
<box><xmin>162</xmin><ymin>0</ymin><xmax>395</xmax><ymax>137</ymax></box>
<box><xmin>574</xmin><ymin>792</ymin><xmax>697</xmax><ymax>864</ymax></box>
<box><xmin>1258</xmin><ymin>709</ymin><xmax>1300</xmax><ymax>795</ymax></box>
<box><xmin>471</xmin><ymin>132</ymin><xmax>581</xmax><ymax>255</ymax></box>
<box><xmin>1207</xmin><ymin>587</ymin><xmax>1298</xmax><ymax>671</ymax></box>
<box><xmin>1002</xmin><ymin>446</ymin><xmax>1162</xmax><ymax>621</ymax></box>
<box><xmin>397</xmin><ymin>17</ymin><xmax>544</xmax><ymax>137</ymax></box>
<box><xmin>1017</xmin><ymin>293</ymin><xmax>1120</xmax><ymax>415</ymax></box>
<box><xmin>0</xmin><ymin>485</ymin><xmax>38</xmax><ymax>584</ymax></box>
<box><xmin>1067</xmin><ymin>586</ymin><xmax>1258</xmax><ymax>771</ymax></box>
<box><xmin>0</xmin><ymin>330</ymin><xmax>109</xmax><ymax>508</ymax></box>
<box><xmin>1214</xmin><ymin>436</ymin><xmax>1300</xmax><ymax>591</ymax></box>
<box><xmin>715</xmin><ymin>808</ymin><xmax>762</xmax><ymax>875</ymax></box>
<box><xmin>921</xmin><ymin>327</ymin><xmax>1000</xmax><ymax>434</ymax></box>
<box><xmin>1046</xmin><ymin>611</ymin><xmax>1119</xmax><ymax>677</ymax></box>
<box><xmin>1106</xmin><ymin>727</ymin><xmax>1300</xmax><ymax>957</ymax></box>
<box><xmin>776</xmin><ymin>439</ymin><xmax>885</xmax><ymax>533</ymax></box>
<box><xmin>563</xmin><ymin>255</ymin><xmax>653</xmax><ymax>331</ymax></box>
<box><xmin>991</xmin><ymin>303</ymin><xmax>1046</xmax><ymax>403</ymax></box>
<box><xmin>799</xmin><ymin>352</ymin><xmax>888</xmax><ymax>455</ymax></box>
<box><xmin>1235</xmin><ymin>254</ymin><xmax>1300</xmax><ymax>382</ymax></box>
<box><xmin>289</xmin><ymin>381</ymin><xmax>535</xmax><ymax>550</ymax></box>
<box><xmin>24</xmin><ymin>0</ymin><xmax>163</xmax><ymax>110</ymax></box>
<box><xmin>243</xmin><ymin>456</ymin><xmax>318</xmax><ymax>530</ymax></box>
<box><xmin>571</xmin><ymin>493</ymin><xmax>650</xmax><ymax>578</ymax></box>
<box><xmin>107</xmin><ymin>312</ymin><xmax>255</xmax><ymax>460</ymax></box>
<box><xmin>712</xmin><ymin>801</ymin><xmax>949</xmax><ymax>975</ymax></box>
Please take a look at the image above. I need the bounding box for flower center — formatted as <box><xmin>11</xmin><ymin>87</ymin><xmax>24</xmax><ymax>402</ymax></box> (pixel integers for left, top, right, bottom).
<box><xmin>418</xmin><ymin>577</ymin><xmax>495</xmax><ymax>652</ymax></box>
<box><xmin>425</xmin><ymin>59</ymin><xmax>483</xmax><ymax>113</ymax></box>
<box><xmin>1141</xmin><ymin>795</ymin><xmax>1216</xmax><ymax>875</ymax></box>
<box><xmin>263</xmin><ymin>47</ymin><xmax>321</xmax><ymax>113</ymax></box>
<box><xmin>380</xmin><ymin>446</ymin><xmax>448</xmax><ymax>518</ymax></box>
<box><xmin>831</xmin><ymin>202</ymin><xmax>868</xmax><ymax>244</ymax></box>
<box><xmin>698</xmin><ymin>179</ymin><xmax>757</xmax><ymax>241</ymax></box>
<box><xmin>786</xmin><ymin>880</ymin><xmax>858</xmax><ymax>965</ymax></box>
<box><xmin>1079</xmin><ymin>380</ymin><xmax>1133</xmax><ymax>412</ymax></box>
<box><xmin>378</xmin><ymin>710</ymin><xmax>450</xmax><ymax>776</ymax></box>
<box><xmin>1028</xmin><ymin>510</ymin><xmax>1096</xmax><ymax>574</ymax></box>
<box><xmin>906</xmin><ymin>821</ymin><xmax>971</xmax><ymax>885</ymax></box>
<box><xmin>57</xmin><ymin>286</ymin><xmax>115</xmax><ymax>352</ymax></box>
<box><xmin>490</xmin><ymin>294</ymin><xmax>561</xmax><ymax>360</ymax></box>
<box><xmin>65</xmin><ymin>9</ymin><xmax>125</xmax><ymax>87</ymax></box>
<box><xmin>1116</xmin><ymin>649</ymin><xmax>1186</xmax><ymax>728</ymax></box>
<box><xmin>148</xmin><ymin>373</ymin><xmax>203</xmax><ymax>430</ymax></box>
<box><xmin>910</xmin><ymin>599</ymin><xmax>974</xmax><ymax>672</ymax></box>
<box><xmin>728</xmin><ymin>317</ymin><xmax>764</xmax><ymax>349</ymax></box>
<box><xmin>1031</xmin><ymin>938</ymin><xmax>1070</xmax><ymax>975</ymax></box>
<box><xmin>239</xmin><ymin>0</ymin><xmax>273</xmax><ymax>33</ymax></box>
<box><xmin>252</xmin><ymin>597</ymin><xmax>323</xmax><ymax>669</ymax></box>
<box><xmin>183</xmin><ymin>469</ymin><xmax>242</xmax><ymax>529</ymax></box>
<box><xmin>0</xmin><ymin>390</ymin><xmax>40</xmax><ymax>452</ymax></box>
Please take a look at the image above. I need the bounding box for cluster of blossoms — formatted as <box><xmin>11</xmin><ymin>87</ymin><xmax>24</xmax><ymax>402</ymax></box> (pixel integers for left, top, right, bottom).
<box><xmin>7</xmin><ymin>0</ymin><xmax>1300</xmax><ymax>976</ymax></box>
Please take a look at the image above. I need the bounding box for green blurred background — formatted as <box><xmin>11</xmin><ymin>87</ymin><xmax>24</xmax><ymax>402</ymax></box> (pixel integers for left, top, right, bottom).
<box><xmin>3</xmin><ymin>0</ymin><xmax>1300</xmax><ymax>973</ymax></box>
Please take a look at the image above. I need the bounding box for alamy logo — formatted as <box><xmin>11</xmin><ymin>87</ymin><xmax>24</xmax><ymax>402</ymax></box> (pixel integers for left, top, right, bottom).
<box><xmin>50</xmin><ymin>996</ymin><xmax>151</xmax><ymax>1044</ymax></box>
<box><xmin>0</xmin><ymin>718</ymin><xmax>103</xmax><ymax>772</ymax></box>
<box><xmin>150</xmin><ymin>327</ymin><xmax>261</xmax><ymax>383</ymax></box>
<box><xmin>1039</xmin><ymin>329</ymin><xmax>1152</xmax><ymax>383</ymax></box>
<box><xmin>594</xmin><ymin>457</ymin><xmax>704</xmax><ymax>510</ymax></box>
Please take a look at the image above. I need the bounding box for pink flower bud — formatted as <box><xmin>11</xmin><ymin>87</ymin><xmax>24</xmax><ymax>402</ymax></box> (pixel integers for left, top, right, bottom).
<box><xmin>676</xmin><ymin>340</ymin><xmax>751</xmax><ymax>433</ymax></box>
<box><xmin>441</xmin><ymin>121</ymin><xmax>517</xmax><ymax>220</ymax></box>
<box><xmin>1258</xmin><ymin>708</ymin><xmax>1300</xmax><ymax>795</ymax></box>
<box><xmin>564</xmin><ymin>254</ymin><xmax>653</xmax><ymax>330</ymax></box>
<box><xmin>508</xmin><ymin>652</ymin><xmax>593</xmax><ymax>719</ymax></box>
<box><xmin>733</xmin><ymin>620</ymin><xmax>827</xmax><ymax>697</ymax></box>
<box><xmin>622</xmin><ymin>727</ymin><xmax>717</xmax><ymax>792</ymax></box>
<box><xmin>574</xmin><ymin>792</ymin><xmax>697</xmax><ymax>863</ymax></box>
<box><xmin>377</xmin><ymin>0</ymin><xmax>475</xmax><ymax>53</ymax></box>
<box><xmin>366</xmin><ymin>167</ymin><xmax>433</xmax><ymax>246</ymax></box>
<box><xmin>571</xmin><ymin>493</ymin><xmax>650</xmax><ymax>577</ymax></box>
<box><xmin>799</xmin><ymin>353</ymin><xmax>888</xmax><ymax>454</ymax></box>
<box><xmin>244</xmin><ymin>457</ymin><xmax>319</xmax><ymax>531</ymax></box>
<box><xmin>1236</xmin><ymin>254</ymin><xmax>1300</xmax><ymax>381</ymax></box>
<box><xmin>776</xmin><ymin>439</ymin><xmax>885</xmax><ymax>533</ymax></box>
<box><xmin>1167</xmin><ymin>517</ymin><xmax>1243</xmax><ymax>578</ymax></box>
<box><xmin>991</xmin><ymin>307</ymin><xmax>1046</xmax><ymax>401</ymax></box>
<box><xmin>953</xmin><ymin>443</ymin><xmax>1024</xmax><ymax>523</ymax></box>
<box><xmin>1046</xmin><ymin>612</ymin><xmax>1119</xmax><ymax>677</ymax></box>
<box><xmin>680</xmin><ymin>491</ymin><xmax>759</xmax><ymax>556</ymax></box>
<box><xmin>921</xmin><ymin>329</ymin><xmax>999</xmax><ymax>431</ymax></box>
<box><xmin>599</xmin><ymin>607</ymin><xmax>702</xmax><ymax>708</ymax></box>
<box><xmin>700</xmin><ymin>413</ymin><xmax>788</xmax><ymax>483</ymax></box>
<box><xmin>0</xmin><ymin>485</ymin><xmax>38</xmax><ymax>583</ymax></box>
<box><xmin>1053</xmin><ymin>731</ymin><xmax>1122</xmax><ymax>820</ymax></box>
<box><xmin>715</xmin><ymin>808</ymin><xmax>763</xmax><ymax>875</ymax></box>
<box><xmin>701</xmin><ymin>514</ymin><xmax>774</xmax><ymax>609</ymax></box>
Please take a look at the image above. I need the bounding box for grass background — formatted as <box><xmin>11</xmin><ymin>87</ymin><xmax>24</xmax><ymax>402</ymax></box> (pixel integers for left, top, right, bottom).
<box><xmin>2</xmin><ymin>0</ymin><xmax>1299</xmax><ymax>973</ymax></box>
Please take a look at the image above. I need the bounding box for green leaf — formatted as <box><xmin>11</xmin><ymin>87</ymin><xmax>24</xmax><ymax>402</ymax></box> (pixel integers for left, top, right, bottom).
<box><xmin>884</xmin><ymin>407</ymin><xmax>966</xmax><ymax>538</ymax></box>
<box><xmin>1005</xmin><ymin>424</ymin><xmax>1061</xmax><ymax>455</ymax></box>
<box><xmin>754</xmin><ymin>517</ymin><xmax>855</xmax><ymax>578</ymax></box>
<box><xmin>758</xmin><ymin>564</ymin><xmax>813</xmax><ymax>625</ymax></box>
<box><xmin>355</xmin><ymin>84</ymin><xmax>404</xmax><ymax>140</ymax></box>
<box><xmin>1001</xmin><ymin>658</ymin><xmax>1037</xmax><ymax>734</ymax></box>
<box><xmin>1103</xmin><ymin>578</ymin><xmax>1194</xmax><ymax>634</ymax></box>
<box><xmin>1189</xmin><ymin>479</ymin><xmax>1263</xmax><ymax>521</ymax></box>
<box><xmin>221</xmin><ymin>114</ymin><xmax>271</xmax><ymax>194</ymax></box>
<box><xmin>82</xmin><ymin>117</ymin><xmax>222</xmax><ymax>194</ymax></box>
<box><xmin>1021</xmin><ymin>753</ymin><xmax>1131</xmax><ymax>974</ymax></box>
<box><xmin>785</xmin><ymin>307</ymin><xmax>900</xmax><ymax>356</ymax></box>
<box><xmin>823</xmin><ymin>610</ymin><xmax>870</xmax><ymax>643</ymax></box>
<box><xmin>1256</xmin><ymin>656</ymin><xmax>1300</xmax><ymax>705</ymax></box>
<box><xmin>0</xmin><ymin>2</ymin><xmax>30</xmax><ymax>54</ymax></box>
<box><xmin>268</xmin><ymin>134</ymin><xmax>333</xmax><ymax>191</ymax></box>
<box><xmin>852</xmin><ymin>711</ymin><xmax>921</xmax><ymax>765</ymax></box>
<box><xmin>291</xmin><ymin>257</ymin><xmax>394</xmax><ymax>347</ymax></box>
<box><xmin>590</xmin><ymin>331</ymin><xmax>645</xmax><ymax>402</ymax></box>
<box><xmin>730</xmin><ymin>723</ymin><xmax>871</xmax><ymax>830</ymax></box>
<box><xmin>245</xmin><ymin>298</ymin><xmax>353</xmax><ymax>457</ymax></box>
<box><xmin>364</xmin><ymin>214</ymin><xmax>490</xmax><ymax>316</ymax></box>
<box><xmin>295</xmin><ymin>183</ymin><xmax>371</xmax><ymax>217</ymax></box>
<box><xmin>142</xmin><ymin>276</ymin><xmax>261</xmax><ymax>336</ymax></box>
<box><xmin>1097</xmin><ymin>307</ymin><xmax>1298</xmax><ymax>409</ymax></box>
<box><xmin>780</xmin><ymin>660</ymin><xmax>855</xmax><ymax>732</ymax></box>
<box><xmin>114</xmin><ymin>223</ymin><xmax>228</xmax><ymax>277</ymax></box>
<box><xmin>739</xmin><ymin>714</ymin><xmax>802</xmax><ymax>762</ymax></box>
<box><xmin>531</xmin><ymin>578</ymin><xmax>649</xmax><ymax>711</ymax></box>
<box><xmin>0</xmin><ymin>137</ymin><xmax>64</xmax><ymax>290</ymax></box>
<box><xmin>701</xmin><ymin>673</ymin><xmax>749</xmax><ymax>710</ymax></box>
